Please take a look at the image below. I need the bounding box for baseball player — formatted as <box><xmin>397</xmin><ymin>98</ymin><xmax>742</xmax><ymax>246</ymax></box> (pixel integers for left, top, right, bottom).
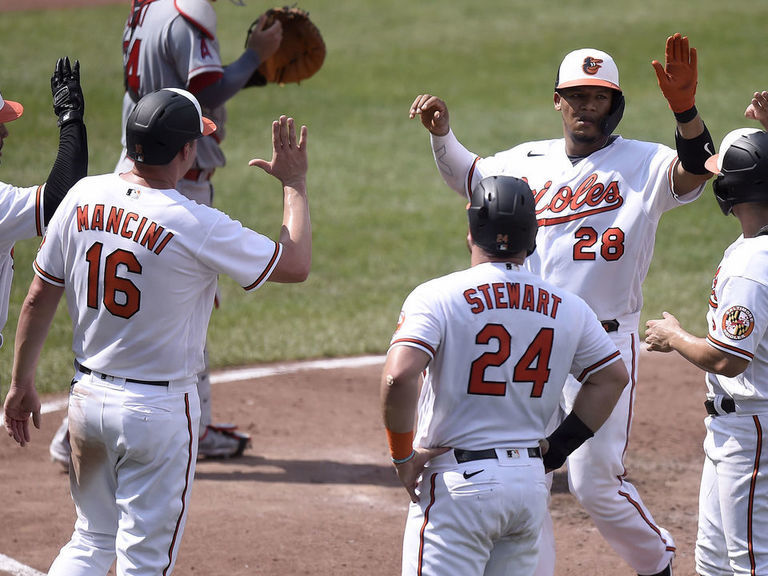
<box><xmin>48</xmin><ymin>0</ymin><xmax>283</xmax><ymax>464</ymax></box>
<box><xmin>382</xmin><ymin>174</ymin><xmax>628</xmax><ymax>576</ymax></box>
<box><xmin>644</xmin><ymin>127</ymin><xmax>768</xmax><ymax>575</ymax></box>
<box><xmin>4</xmin><ymin>88</ymin><xmax>310</xmax><ymax>575</ymax></box>
<box><xmin>409</xmin><ymin>33</ymin><xmax>714</xmax><ymax>576</ymax></box>
<box><xmin>0</xmin><ymin>57</ymin><xmax>87</xmax><ymax>353</ymax></box>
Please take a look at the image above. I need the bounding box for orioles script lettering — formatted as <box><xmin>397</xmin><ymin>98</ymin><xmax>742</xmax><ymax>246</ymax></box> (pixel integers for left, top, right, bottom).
<box><xmin>529</xmin><ymin>173</ymin><xmax>624</xmax><ymax>226</ymax></box>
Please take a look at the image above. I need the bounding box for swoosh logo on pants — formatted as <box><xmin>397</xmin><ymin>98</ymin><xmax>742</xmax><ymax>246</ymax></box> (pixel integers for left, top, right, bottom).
<box><xmin>463</xmin><ymin>469</ymin><xmax>484</xmax><ymax>479</ymax></box>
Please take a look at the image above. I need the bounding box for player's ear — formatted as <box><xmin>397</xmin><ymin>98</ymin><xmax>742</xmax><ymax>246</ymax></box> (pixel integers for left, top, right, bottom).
<box><xmin>553</xmin><ymin>91</ymin><xmax>562</xmax><ymax>111</ymax></box>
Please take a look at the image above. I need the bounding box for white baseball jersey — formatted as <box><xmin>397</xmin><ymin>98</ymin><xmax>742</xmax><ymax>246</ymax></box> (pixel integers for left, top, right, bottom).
<box><xmin>0</xmin><ymin>182</ymin><xmax>45</xmax><ymax>347</ymax></box>
<box><xmin>705</xmin><ymin>234</ymin><xmax>768</xmax><ymax>406</ymax></box>
<box><xmin>695</xmin><ymin>233</ymin><xmax>768</xmax><ymax>575</ymax></box>
<box><xmin>33</xmin><ymin>173</ymin><xmax>281</xmax><ymax>380</ymax></box>
<box><xmin>120</xmin><ymin>0</ymin><xmax>226</xmax><ymax>172</ymax></box>
<box><xmin>467</xmin><ymin>136</ymin><xmax>702</xmax><ymax>328</ymax></box>
<box><xmin>390</xmin><ymin>261</ymin><xmax>621</xmax><ymax>449</ymax></box>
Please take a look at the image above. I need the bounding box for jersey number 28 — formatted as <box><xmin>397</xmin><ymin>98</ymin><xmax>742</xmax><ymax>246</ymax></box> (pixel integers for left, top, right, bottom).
<box><xmin>468</xmin><ymin>324</ymin><xmax>553</xmax><ymax>398</ymax></box>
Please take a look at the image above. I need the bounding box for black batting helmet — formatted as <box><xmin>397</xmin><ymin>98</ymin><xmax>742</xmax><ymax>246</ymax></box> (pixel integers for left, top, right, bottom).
<box><xmin>126</xmin><ymin>88</ymin><xmax>216</xmax><ymax>165</ymax></box>
<box><xmin>705</xmin><ymin>128</ymin><xmax>768</xmax><ymax>215</ymax></box>
<box><xmin>468</xmin><ymin>175</ymin><xmax>538</xmax><ymax>257</ymax></box>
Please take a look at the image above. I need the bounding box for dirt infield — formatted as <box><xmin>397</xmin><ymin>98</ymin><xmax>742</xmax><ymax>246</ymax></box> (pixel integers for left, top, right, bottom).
<box><xmin>0</xmin><ymin>351</ymin><xmax>706</xmax><ymax>576</ymax></box>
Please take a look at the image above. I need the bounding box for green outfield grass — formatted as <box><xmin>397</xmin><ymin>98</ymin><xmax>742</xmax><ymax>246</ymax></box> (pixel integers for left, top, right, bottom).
<box><xmin>0</xmin><ymin>0</ymin><xmax>762</xmax><ymax>394</ymax></box>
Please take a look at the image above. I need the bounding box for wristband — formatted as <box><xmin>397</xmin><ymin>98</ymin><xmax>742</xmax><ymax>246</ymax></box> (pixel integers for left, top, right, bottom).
<box><xmin>675</xmin><ymin>124</ymin><xmax>715</xmax><ymax>175</ymax></box>
<box><xmin>542</xmin><ymin>412</ymin><xmax>594</xmax><ymax>470</ymax></box>
<box><xmin>392</xmin><ymin>450</ymin><xmax>416</xmax><ymax>465</ymax></box>
<box><xmin>386</xmin><ymin>428</ymin><xmax>414</xmax><ymax>461</ymax></box>
<box><xmin>673</xmin><ymin>105</ymin><xmax>698</xmax><ymax>124</ymax></box>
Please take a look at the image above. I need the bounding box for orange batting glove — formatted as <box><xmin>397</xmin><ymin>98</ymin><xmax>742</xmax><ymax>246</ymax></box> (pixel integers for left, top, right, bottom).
<box><xmin>651</xmin><ymin>33</ymin><xmax>698</xmax><ymax>113</ymax></box>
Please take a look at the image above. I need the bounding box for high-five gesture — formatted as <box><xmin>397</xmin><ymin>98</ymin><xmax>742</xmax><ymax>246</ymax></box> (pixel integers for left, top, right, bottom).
<box><xmin>249</xmin><ymin>115</ymin><xmax>308</xmax><ymax>190</ymax></box>
<box><xmin>652</xmin><ymin>33</ymin><xmax>698</xmax><ymax>113</ymax></box>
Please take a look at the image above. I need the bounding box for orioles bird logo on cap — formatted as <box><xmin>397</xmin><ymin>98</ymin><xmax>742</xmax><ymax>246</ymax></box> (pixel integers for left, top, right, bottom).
<box><xmin>582</xmin><ymin>57</ymin><xmax>603</xmax><ymax>76</ymax></box>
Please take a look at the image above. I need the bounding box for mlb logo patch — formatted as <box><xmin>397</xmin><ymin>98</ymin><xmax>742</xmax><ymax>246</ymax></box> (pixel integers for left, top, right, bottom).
<box><xmin>126</xmin><ymin>188</ymin><xmax>142</xmax><ymax>199</ymax></box>
<box><xmin>506</xmin><ymin>449</ymin><xmax>520</xmax><ymax>459</ymax></box>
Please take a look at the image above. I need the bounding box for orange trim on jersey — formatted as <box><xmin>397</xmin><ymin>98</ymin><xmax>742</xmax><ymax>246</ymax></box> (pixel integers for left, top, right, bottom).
<box><xmin>667</xmin><ymin>157</ymin><xmax>677</xmax><ymax>193</ymax></box>
<box><xmin>163</xmin><ymin>393</ymin><xmax>194</xmax><ymax>575</ymax></box>
<box><xmin>417</xmin><ymin>472</ymin><xmax>438</xmax><ymax>576</ymax></box>
<box><xmin>243</xmin><ymin>243</ymin><xmax>280</xmax><ymax>291</ymax></box>
<box><xmin>33</xmin><ymin>260</ymin><xmax>64</xmax><ymax>285</ymax></box>
<box><xmin>466</xmin><ymin>156</ymin><xmax>480</xmax><ymax>199</ymax></box>
<box><xmin>35</xmin><ymin>185</ymin><xmax>44</xmax><ymax>236</ymax></box>
<box><xmin>706</xmin><ymin>334</ymin><xmax>754</xmax><ymax>361</ymax></box>
<box><xmin>575</xmin><ymin>349</ymin><xmax>622</xmax><ymax>382</ymax></box>
<box><xmin>390</xmin><ymin>337</ymin><xmax>436</xmax><ymax>357</ymax></box>
<box><xmin>747</xmin><ymin>415</ymin><xmax>762</xmax><ymax>574</ymax></box>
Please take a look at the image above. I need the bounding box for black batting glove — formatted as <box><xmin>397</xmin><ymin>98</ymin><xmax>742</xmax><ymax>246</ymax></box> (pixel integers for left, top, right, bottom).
<box><xmin>51</xmin><ymin>57</ymin><xmax>84</xmax><ymax>127</ymax></box>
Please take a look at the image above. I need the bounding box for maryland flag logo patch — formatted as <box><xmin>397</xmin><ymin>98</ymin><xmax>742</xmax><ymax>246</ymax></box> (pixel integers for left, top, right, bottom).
<box><xmin>722</xmin><ymin>305</ymin><xmax>754</xmax><ymax>340</ymax></box>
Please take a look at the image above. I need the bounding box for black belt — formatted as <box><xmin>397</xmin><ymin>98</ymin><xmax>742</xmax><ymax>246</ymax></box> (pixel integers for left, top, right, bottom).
<box><xmin>704</xmin><ymin>398</ymin><xmax>736</xmax><ymax>416</ymax></box>
<box><xmin>601</xmin><ymin>319</ymin><xmax>620</xmax><ymax>333</ymax></box>
<box><xmin>76</xmin><ymin>362</ymin><xmax>169</xmax><ymax>387</ymax></box>
<box><xmin>454</xmin><ymin>447</ymin><xmax>541</xmax><ymax>463</ymax></box>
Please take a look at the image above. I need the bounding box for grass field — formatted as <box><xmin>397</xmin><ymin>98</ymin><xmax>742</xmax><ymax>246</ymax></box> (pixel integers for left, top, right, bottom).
<box><xmin>0</xmin><ymin>0</ymin><xmax>764</xmax><ymax>394</ymax></box>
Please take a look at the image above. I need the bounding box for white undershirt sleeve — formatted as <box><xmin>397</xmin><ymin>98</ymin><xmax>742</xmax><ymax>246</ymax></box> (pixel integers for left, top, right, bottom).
<box><xmin>430</xmin><ymin>129</ymin><xmax>477</xmax><ymax>197</ymax></box>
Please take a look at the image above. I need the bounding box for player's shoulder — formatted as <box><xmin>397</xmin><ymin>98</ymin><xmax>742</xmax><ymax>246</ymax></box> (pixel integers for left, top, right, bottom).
<box><xmin>608</xmin><ymin>134</ymin><xmax>672</xmax><ymax>156</ymax></box>
<box><xmin>727</xmin><ymin>235</ymin><xmax>768</xmax><ymax>283</ymax></box>
<box><xmin>498</xmin><ymin>138</ymin><xmax>562</xmax><ymax>158</ymax></box>
<box><xmin>174</xmin><ymin>0</ymin><xmax>216</xmax><ymax>39</ymax></box>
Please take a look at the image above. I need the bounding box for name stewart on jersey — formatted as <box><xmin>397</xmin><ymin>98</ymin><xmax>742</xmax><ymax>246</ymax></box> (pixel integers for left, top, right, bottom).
<box><xmin>463</xmin><ymin>282</ymin><xmax>562</xmax><ymax>318</ymax></box>
<box><xmin>528</xmin><ymin>173</ymin><xmax>624</xmax><ymax>226</ymax></box>
<box><xmin>76</xmin><ymin>203</ymin><xmax>174</xmax><ymax>255</ymax></box>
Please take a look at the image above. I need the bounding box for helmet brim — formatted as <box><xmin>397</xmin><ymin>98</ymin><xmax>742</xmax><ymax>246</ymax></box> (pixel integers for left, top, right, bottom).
<box><xmin>704</xmin><ymin>154</ymin><xmax>720</xmax><ymax>174</ymax></box>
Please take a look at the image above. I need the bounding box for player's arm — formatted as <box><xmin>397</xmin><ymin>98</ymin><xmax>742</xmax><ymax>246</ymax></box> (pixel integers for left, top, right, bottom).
<box><xmin>3</xmin><ymin>276</ymin><xmax>65</xmax><ymax>446</ymax></box>
<box><xmin>645</xmin><ymin>311</ymin><xmax>749</xmax><ymax>376</ymax></box>
<box><xmin>542</xmin><ymin>357</ymin><xmax>628</xmax><ymax>472</ymax></box>
<box><xmin>43</xmin><ymin>57</ymin><xmax>87</xmax><ymax>225</ymax></box>
<box><xmin>381</xmin><ymin>344</ymin><xmax>449</xmax><ymax>503</ymax></box>
<box><xmin>651</xmin><ymin>33</ymin><xmax>714</xmax><ymax>196</ymax></box>
<box><xmin>190</xmin><ymin>14</ymin><xmax>282</xmax><ymax>108</ymax></box>
<box><xmin>249</xmin><ymin>116</ymin><xmax>311</xmax><ymax>283</ymax></box>
<box><xmin>409</xmin><ymin>94</ymin><xmax>476</xmax><ymax>197</ymax></box>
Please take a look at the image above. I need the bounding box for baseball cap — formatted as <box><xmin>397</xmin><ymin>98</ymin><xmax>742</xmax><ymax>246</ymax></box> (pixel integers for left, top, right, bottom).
<box><xmin>704</xmin><ymin>127</ymin><xmax>762</xmax><ymax>174</ymax></box>
<box><xmin>0</xmin><ymin>91</ymin><xmax>24</xmax><ymax>123</ymax></box>
<box><xmin>555</xmin><ymin>48</ymin><xmax>621</xmax><ymax>92</ymax></box>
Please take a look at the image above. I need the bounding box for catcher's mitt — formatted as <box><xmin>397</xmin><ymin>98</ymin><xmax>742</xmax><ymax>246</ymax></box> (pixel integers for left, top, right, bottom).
<box><xmin>245</xmin><ymin>6</ymin><xmax>326</xmax><ymax>87</ymax></box>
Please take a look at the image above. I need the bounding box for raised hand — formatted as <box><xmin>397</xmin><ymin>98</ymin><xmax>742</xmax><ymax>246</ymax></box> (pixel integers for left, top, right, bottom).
<box><xmin>51</xmin><ymin>57</ymin><xmax>85</xmax><ymax>126</ymax></box>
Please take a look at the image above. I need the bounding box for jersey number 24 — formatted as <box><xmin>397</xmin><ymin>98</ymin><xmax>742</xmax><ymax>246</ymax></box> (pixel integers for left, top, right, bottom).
<box><xmin>468</xmin><ymin>324</ymin><xmax>553</xmax><ymax>398</ymax></box>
